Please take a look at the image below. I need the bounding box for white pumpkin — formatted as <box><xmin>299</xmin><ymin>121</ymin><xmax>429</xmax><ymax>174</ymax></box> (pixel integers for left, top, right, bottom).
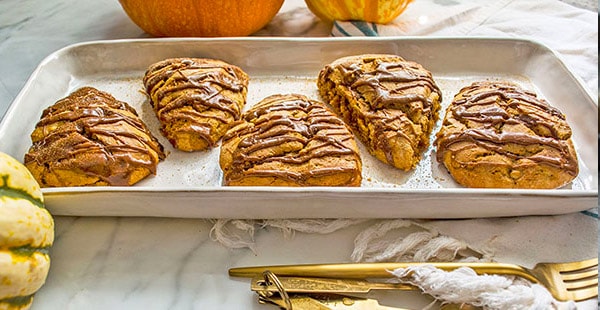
<box><xmin>0</xmin><ymin>152</ymin><xmax>54</xmax><ymax>310</ymax></box>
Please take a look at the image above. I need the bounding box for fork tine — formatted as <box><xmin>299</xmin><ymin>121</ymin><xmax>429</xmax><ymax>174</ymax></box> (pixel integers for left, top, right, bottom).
<box><xmin>558</xmin><ymin>258</ymin><xmax>598</xmax><ymax>271</ymax></box>
<box><xmin>561</xmin><ymin>269</ymin><xmax>598</xmax><ymax>282</ymax></box>
<box><xmin>559</xmin><ymin>258</ymin><xmax>598</xmax><ymax>288</ymax></box>
<box><xmin>568</xmin><ymin>286</ymin><xmax>599</xmax><ymax>301</ymax></box>
<box><xmin>556</xmin><ymin>258</ymin><xmax>598</xmax><ymax>301</ymax></box>
<box><xmin>564</xmin><ymin>277</ymin><xmax>598</xmax><ymax>290</ymax></box>
<box><xmin>579</xmin><ymin>258</ymin><xmax>598</xmax><ymax>268</ymax></box>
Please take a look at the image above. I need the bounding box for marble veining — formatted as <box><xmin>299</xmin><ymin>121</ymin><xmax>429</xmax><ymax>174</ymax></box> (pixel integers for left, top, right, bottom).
<box><xmin>30</xmin><ymin>214</ymin><xmax>598</xmax><ymax>309</ymax></box>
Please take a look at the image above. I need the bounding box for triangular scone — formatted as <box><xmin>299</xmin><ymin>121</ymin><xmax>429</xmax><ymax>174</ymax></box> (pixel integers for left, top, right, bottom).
<box><xmin>318</xmin><ymin>54</ymin><xmax>442</xmax><ymax>171</ymax></box>
<box><xmin>144</xmin><ymin>58</ymin><xmax>249</xmax><ymax>152</ymax></box>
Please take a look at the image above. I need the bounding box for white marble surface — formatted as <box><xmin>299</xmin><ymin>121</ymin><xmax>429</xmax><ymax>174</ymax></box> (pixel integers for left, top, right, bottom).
<box><xmin>36</xmin><ymin>216</ymin><xmax>599</xmax><ymax>310</ymax></box>
<box><xmin>0</xmin><ymin>0</ymin><xmax>598</xmax><ymax>309</ymax></box>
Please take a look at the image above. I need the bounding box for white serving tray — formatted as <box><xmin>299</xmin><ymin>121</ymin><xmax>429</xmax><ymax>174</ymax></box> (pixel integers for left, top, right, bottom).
<box><xmin>0</xmin><ymin>37</ymin><xmax>597</xmax><ymax>219</ymax></box>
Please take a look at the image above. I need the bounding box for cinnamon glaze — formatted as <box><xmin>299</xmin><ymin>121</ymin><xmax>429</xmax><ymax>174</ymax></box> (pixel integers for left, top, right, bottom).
<box><xmin>143</xmin><ymin>58</ymin><xmax>249</xmax><ymax>151</ymax></box>
<box><xmin>318</xmin><ymin>54</ymin><xmax>442</xmax><ymax>171</ymax></box>
<box><xmin>25</xmin><ymin>87</ymin><xmax>165</xmax><ymax>187</ymax></box>
<box><xmin>341</xmin><ymin>61</ymin><xmax>441</xmax><ymax>112</ymax></box>
<box><xmin>220</xmin><ymin>94</ymin><xmax>362</xmax><ymax>186</ymax></box>
<box><xmin>432</xmin><ymin>80</ymin><xmax>579</xmax><ymax>188</ymax></box>
<box><xmin>435</xmin><ymin>81</ymin><xmax>578</xmax><ymax>176</ymax></box>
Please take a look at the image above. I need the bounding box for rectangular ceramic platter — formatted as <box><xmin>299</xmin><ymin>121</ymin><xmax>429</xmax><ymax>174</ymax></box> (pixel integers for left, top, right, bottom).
<box><xmin>0</xmin><ymin>37</ymin><xmax>597</xmax><ymax>219</ymax></box>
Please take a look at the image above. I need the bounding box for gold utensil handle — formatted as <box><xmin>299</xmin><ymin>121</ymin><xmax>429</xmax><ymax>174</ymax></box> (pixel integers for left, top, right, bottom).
<box><xmin>252</xmin><ymin>275</ymin><xmax>415</xmax><ymax>293</ymax></box>
<box><xmin>250</xmin><ymin>270</ymin><xmax>483</xmax><ymax>310</ymax></box>
<box><xmin>229</xmin><ymin>262</ymin><xmax>538</xmax><ymax>283</ymax></box>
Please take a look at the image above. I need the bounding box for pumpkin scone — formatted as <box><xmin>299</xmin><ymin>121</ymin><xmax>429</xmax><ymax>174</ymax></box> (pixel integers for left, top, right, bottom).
<box><xmin>434</xmin><ymin>81</ymin><xmax>579</xmax><ymax>189</ymax></box>
<box><xmin>143</xmin><ymin>57</ymin><xmax>249</xmax><ymax>152</ymax></box>
<box><xmin>317</xmin><ymin>54</ymin><xmax>442</xmax><ymax>171</ymax></box>
<box><xmin>220</xmin><ymin>94</ymin><xmax>362</xmax><ymax>186</ymax></box>
<box><xmin>24</xmin><ymin>87</ymin><xmax>165</xmax><ymax>187</ymax></box>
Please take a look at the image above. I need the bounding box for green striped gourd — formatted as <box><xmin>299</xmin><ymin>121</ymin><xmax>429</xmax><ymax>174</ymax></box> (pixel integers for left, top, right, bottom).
<box><xmin>0</xmin><ymin>152</ymin><xmax>54</xmax><ymax>310</ymax></box>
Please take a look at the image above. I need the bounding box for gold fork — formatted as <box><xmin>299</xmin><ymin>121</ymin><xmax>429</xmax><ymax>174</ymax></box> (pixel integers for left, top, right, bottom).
<box><xmin>229</xmin><ymin>258</ymin><xmax>598</xmax><ymax>302</ymax></box>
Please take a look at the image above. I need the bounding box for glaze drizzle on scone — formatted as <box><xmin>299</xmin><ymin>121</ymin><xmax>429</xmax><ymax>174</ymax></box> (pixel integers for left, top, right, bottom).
<box><xmin>434</xmin><ymin>81</ymin><xmax>579</xmax><ymax>188</ymax></box>
<box><xmin>318</xmin><ymin>54</ymin><xmax>442</xmax><ymax>171</ymax></box>
<box><xmin>24</xmin><ymin>87</ymin><xmax>166</xmax><ymax>187</ymax></box>
<box><xmin>220</xmin><ymin>94</ymin><xmax>362</xmax><ymax>186</ymax></box>
<box><xmin>143</xmin><ymin>58</ymin><xmax>249</xmax><ymax>151</ymax></box>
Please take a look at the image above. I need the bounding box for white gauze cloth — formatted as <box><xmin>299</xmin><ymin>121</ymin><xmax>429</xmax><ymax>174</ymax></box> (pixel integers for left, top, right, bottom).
<box><xmin>210</xmin><ymin>219</ymin><xmax>586</xmax><ymax>309</ymax></box>
<box><xmin>389</xmin><ymin>265</ymin><xmax>577</xmax><ymax>310</ymax></box>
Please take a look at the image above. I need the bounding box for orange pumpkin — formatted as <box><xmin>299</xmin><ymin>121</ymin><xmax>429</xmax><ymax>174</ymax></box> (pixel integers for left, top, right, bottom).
<box><xmin>304</xmin><ymin>0</ymin><xmax>413</xmax><ymax>24</ymax></box>
<box><xmin>118</xmin><ymin>0</ymin><xmax>285</xmax><ymax>37</ymax></box>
